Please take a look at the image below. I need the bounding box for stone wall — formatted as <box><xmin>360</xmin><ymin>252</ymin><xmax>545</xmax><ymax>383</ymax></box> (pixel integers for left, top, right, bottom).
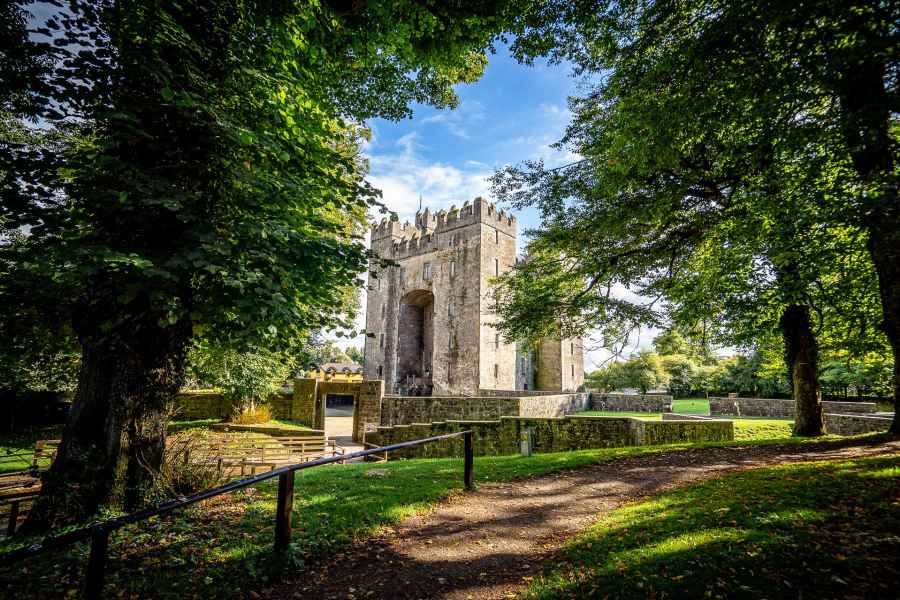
<box><xmin>518</xmin><ymin>393</ymin><xmax>591</xmax><ymax>417</ymax></box>
<box><xmin>662</xmin><ymin>413</ymin><xmax>713</xmax><ymax>421</ymax></box>
<box><xmin>824</xmin><ymin>413</ymin><xmax>893</xmax><ymax>435</ymax></box>
<box><xmin>381</xmin><ymin>395</ymin><xmax>520</xmax><ymax>426</ymax></box>
<box><xmin>292</xmin><ymin>378</ymin><xmax>317</xmax><ymax>426</ymax></box>
<box><xmin>170</xmin><ymin>391</ymin><xmax>231</xmax><ymax>420</ymax></box>
<box><xmin>591</xmin><ymin>393</ymin><xmax>673</xmax><ymax>413</ymax></box>
<box><xmin>268</xmin><ymin>392</ymin><xmax>294</xmax><ymax>420</ymax></box>
<box><xmin>367</xmin><ymin>415</ymin><xmax>733</xmax><ymax>459</ymax></box>
<box><xmin>709</xmin><ymin>397</ymin><xmax>877</xmax><ymax>418</ymax></box>
<box><xmin>381</xmin><ymin>392</ymin><xmax>591</xmax><ymax>426</ymax></box>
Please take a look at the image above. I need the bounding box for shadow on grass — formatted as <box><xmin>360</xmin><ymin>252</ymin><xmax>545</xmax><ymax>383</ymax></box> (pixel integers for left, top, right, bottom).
<box><xmin>523</xmin><ymin>455</ymin><xmax>900</xmax><ymax>600</ymax></box>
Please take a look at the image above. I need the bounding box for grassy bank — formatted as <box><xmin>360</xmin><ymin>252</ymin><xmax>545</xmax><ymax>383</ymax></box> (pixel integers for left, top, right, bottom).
<box><xmin>522</xmin><ymin>454</ymin><xmax>900</xmax><ymax>599</ymax></box>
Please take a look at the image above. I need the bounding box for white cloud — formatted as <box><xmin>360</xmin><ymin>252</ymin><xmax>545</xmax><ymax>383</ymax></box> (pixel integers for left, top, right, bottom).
<box><xmin>365</xmin><ymin>132</ymin><xmax>492</xmax><ymax>223</ymax></box>
<box><xmin>419</xmin><ymin>101</ymin><xmax>486</xmax><ymax>140</ymax></box>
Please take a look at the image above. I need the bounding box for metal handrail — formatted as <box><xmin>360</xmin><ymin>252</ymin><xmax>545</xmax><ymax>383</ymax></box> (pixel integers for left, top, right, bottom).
<box><xmin>0</xmin><ymin>430</ymin><xmax>475</xmax><ymax>599</ymax></box>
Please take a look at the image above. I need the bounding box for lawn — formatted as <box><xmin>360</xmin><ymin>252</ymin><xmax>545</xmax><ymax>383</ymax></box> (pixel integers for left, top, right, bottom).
<box><xmin>0</xmin><ymin>426</ymin><xmax>62</xmax><ymax>474</ymax></box>
<box><xmin>2</xmin><ymin>434</ymin><xmax>887</xmax><ymax>599</ymax></box>
<box><xmin>521</xmin><ymin>454</ymin><xmax>900</xmax><ymax>600</ymax></box>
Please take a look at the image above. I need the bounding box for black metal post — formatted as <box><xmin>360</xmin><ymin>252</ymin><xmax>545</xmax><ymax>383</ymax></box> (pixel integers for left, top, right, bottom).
<box><xmin>464</xmin><ymin>431</ymin><xmax>474</xmax><ymax>490</ymax></box>
<box><xmin>6</xmin><ymin>500</ymin><xmax>18</xmax><ymax>536</ymax></box>
<box><xmin>274</xmin><ymin>470</ymin><xmax>295</xmax><ymax>550</ymax></box>
<box><xmin>84</xmin><ymin>527</ymin><xmax>109</xmax><ymax>600</ymax></box>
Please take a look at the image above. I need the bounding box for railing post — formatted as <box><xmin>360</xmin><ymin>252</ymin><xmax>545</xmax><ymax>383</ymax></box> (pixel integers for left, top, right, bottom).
<box><xmin>6</xmin><ymin>500</ymin><xmax>19</xmax><ymax>536</ymax></box>
<box><xmin>84</xmin><ymin>527</ymin><xmax>109</xmax><ymax>600</ymax></box>
<box><xmin>274</xmin><ymin>470</ymin><xmax>295</xmax><ymax>551</ymax></box>
<box><xmin>463</xmin><ymin>431</ymin><xmax>474</xmax><ymax>490</ymax></box>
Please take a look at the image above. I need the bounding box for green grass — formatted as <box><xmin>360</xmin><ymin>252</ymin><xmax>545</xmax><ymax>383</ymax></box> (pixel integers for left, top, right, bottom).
<box><xmin>733</xmin><ymin>418</ymin><xmax>794</xmax><ymax>440</ymax></box>
<box><xmin>0</xmin><ymin>426</ymin><xmax>62</xmax><ymax>474</ymax></box>
<box><xmin>2</xmin><ymin>434</ymin><xmax>888</xmax><ymax>599</ymax></box>
<box><xmin>521</xmin><ymin>454</ymin><xmax>900</xmax><ymax>600</ymax></box>
<box><xmin>672</xmin><ymin>398</ymin><xmax>710</xmax><ymax>414</ymax></box>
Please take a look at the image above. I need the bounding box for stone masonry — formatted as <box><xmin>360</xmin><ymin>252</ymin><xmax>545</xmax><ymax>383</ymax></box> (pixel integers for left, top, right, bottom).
<box><xmin>709</xmin><ymin>397</ymin><xmax>877</xmax><ymax>418</ymax></box>
<box><xmin>363</xmin><ymin>198</ymin><xmax>585</xmax><ymax>396</ymax></box>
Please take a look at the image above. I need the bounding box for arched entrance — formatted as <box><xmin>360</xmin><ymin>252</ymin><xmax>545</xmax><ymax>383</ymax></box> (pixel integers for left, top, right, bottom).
<box><xmin>397</xmin><ymin>289</ymin><xmax>434</xmax><ymax>395</ymax></box>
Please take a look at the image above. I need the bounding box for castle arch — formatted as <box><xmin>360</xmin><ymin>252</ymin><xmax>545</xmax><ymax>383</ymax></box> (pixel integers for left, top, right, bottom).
<box><xmin>397</xmin><ymin>289</ymin><xmax>434</xmax><ymax>394</ymax></box>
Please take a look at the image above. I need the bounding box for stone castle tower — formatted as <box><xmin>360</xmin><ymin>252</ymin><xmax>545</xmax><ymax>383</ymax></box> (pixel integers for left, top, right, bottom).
<box><xmin>363</xmin><ymin>197</ymin><xmax>584</xmax><ymax>396</ymax></box>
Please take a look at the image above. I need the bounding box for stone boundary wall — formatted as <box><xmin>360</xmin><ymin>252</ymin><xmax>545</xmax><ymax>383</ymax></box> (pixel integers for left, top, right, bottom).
<box><xmin>518</xmin><ymin>393</ymin><xmax>591</xmax><ymax>417</ymax></box>
<box><xmin>662</xmin><ymin>413</ymin><xmax>714</xmax><ymax>421</ymax></box>
<box><xmin>381</xmin><ymin>392</ymin><xmax>591</xmax><ymax>426</ymax></box>
<box><xmin>709</xmin><ymin>397</ymin><xmax>876</xmax><ymax>418</ymax></box>
<box><xmin>591</xmin><ymin>393</ymin><xmax>673</xmax><ymax>413</ymax></box>
<box><xmin>171</xmin><ymin>390</ymin><xmax>306</xmax><ymax>422</ymax></box>
<box><xmin>209</xmin><ymin>423</ymin><xmax>324</xmax><ymax>436</ymax></box>
<box><xmin>367</xmin><ymin>415</ymin><xmax>733</xmax><ymax>459</ymax></box>
<box><xmin>170</xmin><ymin>391</ymin><xmax>232</xmax><ymax>420</ymax></box>
<box><xmin>824</xmin><ymin>413</ymin><xmax>893</xmax><ymax>435</ymax></box>
<box><xmin>381</xmin><ymin>396</ymin><xmax>520</xmax><ymax>426</ymax></box>
<box><xmin>476</xmin><ymin>389</ymin><xmax>584</xmax><ymax>397</ymax></box>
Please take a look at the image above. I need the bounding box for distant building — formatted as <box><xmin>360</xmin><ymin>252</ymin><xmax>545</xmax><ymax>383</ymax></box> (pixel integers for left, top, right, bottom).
<box><xmin>308</xmin><ymin>362</ymin><xmax>363</xmax><ymax>383</ymax></box>
<box><xmin>364</xmin><ymin>198</ymin><xmax>584</xmax><ymax>395</ymax></box>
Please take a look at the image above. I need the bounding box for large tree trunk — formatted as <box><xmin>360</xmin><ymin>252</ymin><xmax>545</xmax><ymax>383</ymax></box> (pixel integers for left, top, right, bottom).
<box><xmin>21</xmin><ymin>317</ymin><xmax>190</xmax><ymax>533</ymax></box>
<box><xmin>868</xmin><ymin>220</ymin><xmax>900</xmax><ymax>435</ymax></box>
<box><xmin>838</xmin><ymin>54</ymin><xmax>899</xmax><ymax>435</ymax></box>
<box><xmin>780</xmin><ymin>304</ymin><xmax>824</xmax><ymax>436</ymax></box>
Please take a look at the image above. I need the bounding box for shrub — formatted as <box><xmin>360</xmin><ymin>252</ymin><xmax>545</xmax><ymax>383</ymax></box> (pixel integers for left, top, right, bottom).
<box><xmin>229</xmin><ymin>405</ymin><xmax>271</xmax><ymax>425</ymax></box>
<box><xmin>152</xmin><ymin>431</ymin><xmax>227</xmax><ymax>500</ymax></box>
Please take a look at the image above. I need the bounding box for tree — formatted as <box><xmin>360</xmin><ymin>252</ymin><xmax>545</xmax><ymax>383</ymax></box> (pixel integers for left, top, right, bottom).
<box><xmin>507</xmin><ymin>0</ymin><xmax>899</xmax><ymax>433</ymax></box>
<box><xmin>186</xmin><ymin>342</ymin><xmax>294</xmax><ymax>416</ymax></box>
<box><xmin>5</xmin><ymin>0</ymin><xmax>514</xmax><ymax>530</ymax></box>
<box><xmin>345</xmin><ymin>346</ymin><xmax>364</xmax><ymax>366</ymax></box>
<box><xmin>660</xmin><ymin>354</ymin><xmax>697</xmax><ymax>398</ymax></box>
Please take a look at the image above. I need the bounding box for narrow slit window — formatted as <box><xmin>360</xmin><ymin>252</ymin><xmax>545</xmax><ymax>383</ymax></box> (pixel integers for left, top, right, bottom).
<box><xmin>494</xmin><ymin>258</ymin><xmax>499</xmax><ymax>276</ymax></box>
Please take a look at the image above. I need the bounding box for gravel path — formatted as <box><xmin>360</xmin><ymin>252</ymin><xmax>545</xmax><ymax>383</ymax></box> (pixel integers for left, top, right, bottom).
<box><xmin>260</xmin><ymin>439</ymin><xmax>900</xmax><ymax>600</ymax></box>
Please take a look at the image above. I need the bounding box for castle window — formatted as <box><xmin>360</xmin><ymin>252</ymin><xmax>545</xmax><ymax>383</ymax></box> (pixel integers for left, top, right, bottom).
<box><xmin>423</xmin><ymin>262</ymin><xmax>432</xmax><ymax>280</ymax></box>
<box><xmin>448</xmin><ymin>302</ymin><xmax>454</xmax><ymax>318</ymax></box>
<box><xmin>379</xmin><ymin>333</ymin><xmax>384</xmax><ymax>349</ymax></box>
<box><xmin>381</xmin><ymin>304</ymin><xmax>386</xmax><ymax>319</ymax></box>
<box><xmin>377</xmin><ymin>365</ymin><xmax>383</xmax><ymax>378</ymax></box>
<box><xmin>494</xmin><ymin>258</ymin><xmax>499</xmax><ymax>276</ymax></box>
<box><xmin>450</xmin><ymin>260</ymin><xmax>456</xmax><ymax>277</ymax></box>
<box><xmin>570</xmin><ymin>341</ymin><xmax>574</xmax><ymax>355</ymax></box>
<box><xmin>495</xmin><ymin>229</ymin><xmax>499</xmax><ymax>244</ymax></box>
<box><xmin>494</xmin><ymin>364</ymin><xmax>499</xmax><ymax>378</ymax></box>
<box><xmin>571</xmin><ymin>364</ymin><xmax>575</xmax><ymax>377</ymax></box>
<box><xmin>495</xmin><ymin>334</ymin><xmax>500</xmax><ymax>350</ymax></box>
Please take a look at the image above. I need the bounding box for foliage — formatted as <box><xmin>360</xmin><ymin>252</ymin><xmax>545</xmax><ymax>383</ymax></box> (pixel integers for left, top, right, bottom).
<box><xmin>586</xmin><ymin>352</ymin><xmax>668</xmax><ymax>394</ymax></box>
<box><xmin>522</xmin><ymin>456</ymin><xmax>900</xmax><ymax>600</ymax></box>
<box><xmin>187</xmin><ymin>342</ymin><xmax>293</xmax><ymax>408</ymax></box>
<box><xmin>345</xmin><ymin>346</ymin><xmax>364</xmax><ymax>366</ymax></box>
<box><xmin>228</xmin><ymin>405</ymin><xmax>272</xmax><ymax>425</ymax></box>
<box><xmin>1</xmin><ymin>0</ymin><xmax>523</xmax><ymax>522</ymax></box>
<box><xmin>501</xmin><ymin>0</ymin><xmax>899</xmax><ymax>428</ymax></box>
<box><xmin>151</xmin><ymin>432</ymin><xmax>228</xmax><ymax>501</ymax></box>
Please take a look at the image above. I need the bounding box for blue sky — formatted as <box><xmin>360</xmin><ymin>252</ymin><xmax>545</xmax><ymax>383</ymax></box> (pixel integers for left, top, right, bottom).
<box><xmin>362</xmin><ymin>43</ymin><xmax>579</xmax><ymax>242</ymax></box>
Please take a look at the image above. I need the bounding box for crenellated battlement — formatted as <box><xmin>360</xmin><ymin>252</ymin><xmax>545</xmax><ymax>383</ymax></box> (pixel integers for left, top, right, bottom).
<box><xmin>370</xmin><ymin>197</ymin><xmax>516</xmax><ymax>255</ymax></box>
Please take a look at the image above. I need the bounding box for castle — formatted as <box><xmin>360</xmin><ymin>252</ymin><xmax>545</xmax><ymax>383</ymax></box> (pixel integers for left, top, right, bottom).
<box><xmin>363</xmin><ymin>197</ymin><xmax>584</xmax><ymax>396</ymax></box>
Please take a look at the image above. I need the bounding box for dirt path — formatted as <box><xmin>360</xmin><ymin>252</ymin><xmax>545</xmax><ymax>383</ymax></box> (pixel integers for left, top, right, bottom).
<box><xmin>260</xmin><ymin>439</ymin><xmax>900</xmax><ymax>600</ymax></box>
